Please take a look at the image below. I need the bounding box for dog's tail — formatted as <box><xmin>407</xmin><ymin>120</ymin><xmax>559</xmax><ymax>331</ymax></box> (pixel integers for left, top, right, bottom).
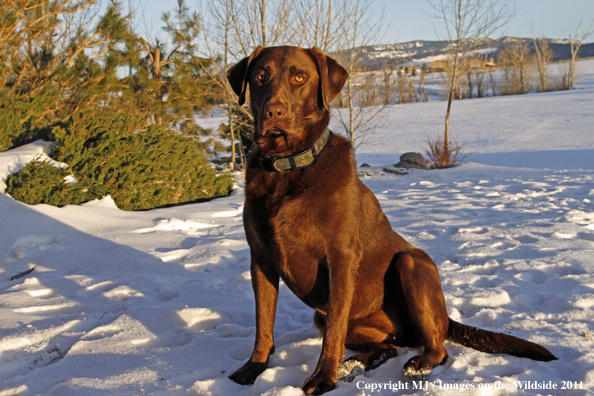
<box><xmin>447</xmin><ymin>319</ymin><xmax>557</xmax><ymax>362</ymax></box>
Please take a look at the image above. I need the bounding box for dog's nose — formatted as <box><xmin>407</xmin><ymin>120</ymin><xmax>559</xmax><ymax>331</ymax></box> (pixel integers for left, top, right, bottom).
<box><xmin>265</xmin><ymin>102</ymin><xmax>286</xmax><ymax>120</ymax></box>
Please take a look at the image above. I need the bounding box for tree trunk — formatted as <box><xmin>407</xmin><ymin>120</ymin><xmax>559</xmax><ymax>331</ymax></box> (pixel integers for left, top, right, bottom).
<box><xmin>568</xmin><ymin>40</ymin><xmax>578</xmax><ymax>90</ymax></box>
<box><xmin>323</xmin><ymin>0</ymin><xmax>332</xmax><ymax>52</ymax></box>
<box><xmin>260</xmin><ymin>0</ymin><xmax>266</xmax><ymax>47</ymax></box>
<box><xmin>224</xmin><ymin>10</ymin><xmax>236</xmax><ymax>166</ymax></box>
<box><xmin>348</xmin><ymin>73</ymin><xmax>355</xmax><ymax>158</ymax></box>
<box><xmin>154</xmin><ymin>47</ymin><xmax>163</xmax><ymax>125</ymax></box>
<box><xmin>533</xmin><ymin>38</ymin><xmax>547</xmax><ymax>92</ymax></box>
<box><xmin>466</xmin><ymin>70</ymin><xmax>473</xmax><ymax>98</ymax></box>
<box><xmin>444</xmin><ymin>51</ymin><xmax>459</xmax><ymax>167</ymax></box>
<box><xmin>444</xmin><ymin>87</ymin><xmax>453</xmax><ymax>167</ymax></box>
<box><xmin>476</xmin><ymin>71</ymin><xmax>484</xmax><ymax>98</ymax></box>
<box><xmin>229</xmin><ymin>106</ymin><xmax>236</xmax><ymax>164</ymax></box>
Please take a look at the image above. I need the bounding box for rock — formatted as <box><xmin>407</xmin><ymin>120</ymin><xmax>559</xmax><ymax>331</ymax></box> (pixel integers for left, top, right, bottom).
<box><xmin>382</xmin><ymin>167</ymin><xmax>408</xmax><ymax>175</ymax></box>
<box><xmin>360</xmin><ymin>163</ymin><xmax>371</xmax><ymax>167</ymax></box>
<box><xmin>394</xmin><ymin>152</ymin><xmax>427</xmax><ymax>170</ymax></box>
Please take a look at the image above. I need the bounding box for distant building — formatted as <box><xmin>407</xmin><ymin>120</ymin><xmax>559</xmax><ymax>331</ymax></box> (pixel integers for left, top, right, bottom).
<box><xmin>484</xmin><ymin>57</ymin><xmax>498</xmax><ymax>70</ymax></box>
<box><xmin>428</xmin><ymin>60</ymin><xmax>448</xmax><ymax>73</ymax></box>
<box><xmin>427</xmin><ymin>57</ymin><xmax>497</xmax><ymax>73</ymax></box>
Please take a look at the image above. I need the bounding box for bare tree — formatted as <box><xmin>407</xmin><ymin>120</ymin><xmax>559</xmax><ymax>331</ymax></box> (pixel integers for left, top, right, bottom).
<box><xmin>204</xmin><ymin>0</ymin><xmax>247</xmax><ymax>167</ymax></box>
<box><xmin>498</xmin><ymin>39</ymin><xmax>533</xmax><ymax>95</ymax></box>
<box><xmin>566</xmin><ymin>19</ymin><xmax>593</xmax><ymax>90</ymax></box>
<box><xmin>487</xmin><ymin>67</ymin><xmax>496</xmax><ymax>96</ymax></box>
<box><xmin>394</xmin><ymin>66</ymin><xmax>418</xmax><ymax>104</ymax></box>
<box><xmin>381</xmin><ymin>62</ymin><xmax>396</xmax><ymax>105</ymax></box>
<box><xmin>530</xmin><ymin>25</ymin><xmax>553</xmax><ymax>92</ymax></box>
<box><xmin>418</xmin><ymin>66</ymin><xmax>430</xmax><ymax>102</ymax></box>
<box><xmin>461</xmin><ymin>59</ymin><xmax>489</xmax><ymax>98</ymax></box>
<box><xmin>464</xmin><ymin>64</ymin><xmax>473</xmax><ymax>98</ymax></box>
<box><xmin>473</xmin><ymin>59</ymin><xmax>488</xmax><ymax>97</ymax></box>
<box><xmin>224</xmin><ymin>0</ymin><xmax>293</xmax><ymax>54</ymax></box>
<box><xmin>292</xmin><ymin>0</ymin><xmax>340</xmax><ymax>51</ymax></box>
<box><xmin>332</xmin><ymin>0</ymin><xmax>388</xmax><ymax>158</ymax></box>
<box><xmin>427</xmin><ymin>0</ymin><xmax>515</xmax><ymax>167</ymax></box>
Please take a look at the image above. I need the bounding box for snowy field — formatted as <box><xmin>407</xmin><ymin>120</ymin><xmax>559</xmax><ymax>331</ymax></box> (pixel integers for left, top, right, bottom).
<box><xmin>344</xmin><ymin>60</ymin><xmax>594</xmax><ymax>171</ymax></box>
<box><xmin>0</xmin><ymin>60</ymin><xmax>593</xmax><ymax>395</ymax></box>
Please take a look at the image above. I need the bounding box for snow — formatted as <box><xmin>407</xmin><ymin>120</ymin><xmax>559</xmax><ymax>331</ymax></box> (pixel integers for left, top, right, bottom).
<box><xmin>0</xmin><ymin>141</ymin><xmax>70</xmax><ymax>192</ymax></box>
<box><xmin>1</xmin><ymin>60</ymin><xmax>594</xmax><ymax>395</ymax></box>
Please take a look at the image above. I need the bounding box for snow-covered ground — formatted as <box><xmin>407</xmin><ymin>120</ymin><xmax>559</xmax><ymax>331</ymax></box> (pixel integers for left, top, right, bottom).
<box><xmin>0</xmin><ymin>60</ymin><xmax>593</xmax><ymax>395</ymax></box>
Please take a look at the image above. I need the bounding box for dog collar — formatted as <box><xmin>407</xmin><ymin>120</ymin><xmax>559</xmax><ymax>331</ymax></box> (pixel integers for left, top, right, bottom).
<box><xmin>267</xmin><ymin>128</ymin><xmax>330</xmax><ymax>172</ymax></box>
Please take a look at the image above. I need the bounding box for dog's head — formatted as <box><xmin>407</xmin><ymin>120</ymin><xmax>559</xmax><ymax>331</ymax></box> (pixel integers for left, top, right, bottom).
<box><xmin>227</xmin><ymin>46</ymin><xmax>348</xmax><ymax>156</ymax></box>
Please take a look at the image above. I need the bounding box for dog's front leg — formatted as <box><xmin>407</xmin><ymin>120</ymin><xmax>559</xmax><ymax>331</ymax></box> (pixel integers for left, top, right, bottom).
<box><xmin>302</xmin><ymin>249</ymin><xmax>358</xmax><ymax>395</ymax></box>
<box><xmin>229</xmin><ymin>258</ymin><xmax>279</xmax><ymax>385</ymax></box>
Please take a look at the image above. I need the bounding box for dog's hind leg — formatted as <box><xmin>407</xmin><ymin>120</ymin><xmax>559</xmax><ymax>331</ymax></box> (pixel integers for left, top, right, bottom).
<box><xmin>394</xmin><ymin>249</ymin><xmax>450</xmax><ymax>380</ymax></box>
<box><xmin>333</xmin><ymin>313</ymin><xmax>398</xmax><ymax>382</ymax></box>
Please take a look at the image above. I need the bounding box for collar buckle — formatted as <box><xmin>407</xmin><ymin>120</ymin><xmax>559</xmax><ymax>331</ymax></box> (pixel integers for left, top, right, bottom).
<box><xmin>267</xmin><ymin>128</ymin><xmax>329</xmax><ymax>172</ymax></box>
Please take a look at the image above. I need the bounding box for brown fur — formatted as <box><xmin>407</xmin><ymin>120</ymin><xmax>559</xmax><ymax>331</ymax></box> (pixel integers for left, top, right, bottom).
<box><xmin>226</xmin><ymin>46</ymin><xmax>556</xmax><ymax>395</ymax></box>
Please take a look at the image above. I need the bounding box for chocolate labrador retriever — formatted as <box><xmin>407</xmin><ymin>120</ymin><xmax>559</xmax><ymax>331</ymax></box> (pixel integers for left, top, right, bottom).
<box><xmin>226</xmin><ymin>46</ymin><xmax>556</xmax><ymax>394</ymax></box>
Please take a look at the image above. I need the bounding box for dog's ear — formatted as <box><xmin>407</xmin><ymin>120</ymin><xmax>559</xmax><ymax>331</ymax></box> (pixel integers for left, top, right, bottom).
<box><xmin>308</xmin><ymin>46</ymin><xmax>349</xmax><ymax>110</ymax></box>
<box><xmin>227</xmin><ymin>47</ymin><xmax>265</xmax><ymax>106</ymax></box>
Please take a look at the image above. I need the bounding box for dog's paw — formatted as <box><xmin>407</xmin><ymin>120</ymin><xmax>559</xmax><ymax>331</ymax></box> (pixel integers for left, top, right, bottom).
<box><xmin>228</xmin><ymin>361</ymin><xmax>267</xmax><ymax>385</ymax></box>
<box><xmin>403</xmin><ymin>355</ymin><xmax>434</xmax><ymax>381</ymax></box>
<box><xmin>302</xmin><ymin>374</ymin><xmax>337</xmax><ymax>395</ymax></box>
<box><xmin>403</xmin><ymin>365</ymin><xmax>432</xmax><ymax>381</ymax></box>
<box><xmin>337</xmin><ymin>358</ymin><xmax>365</xmax><ymax>383</ymax></box>
<box><xmin>403</xmin><ymin>354</ymin><xmax>447</xmax><ymax>381</ymax></box>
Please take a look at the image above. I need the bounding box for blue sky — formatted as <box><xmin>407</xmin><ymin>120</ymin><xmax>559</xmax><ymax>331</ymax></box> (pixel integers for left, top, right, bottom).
<box><xmin>377</xmin><ymin>0</ymin><xmax>594</xmax><ymax>43</ymax></box>
<box><xmin>139</xmin><ymin>0</ymin><xmax>593</xmax><ymax>44</ymax></box>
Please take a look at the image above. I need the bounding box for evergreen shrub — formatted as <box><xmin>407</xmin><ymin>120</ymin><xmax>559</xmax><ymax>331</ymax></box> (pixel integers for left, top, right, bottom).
<box><xmin>5</xmin><ymin>157</ymin><xmax>106</xmax><ymax>207</ymax></box>
<box><xmin>0</xmin><ymin>90</ymin><xmax>57</xmax><ymax>151</ymax></box>
<box><xmin>6</xmin><ymin>109</ymin><xmax>233</xmax><ymax>210</ymax></box>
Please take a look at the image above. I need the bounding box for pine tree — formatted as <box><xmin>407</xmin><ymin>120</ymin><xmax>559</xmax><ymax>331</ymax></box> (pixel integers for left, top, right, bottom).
<box><xmin>2</xmin><ymin>0</ymin><xmax>233</xmax><ymax>210</ymax></box>
<box><xmin>0</xmin><ymin>0</ymin><xmax>128</xmax><ymax>150</ymax></box>
<box><xmin>120</xmin><ymin>0</ymin><xmax>220</xmax><ymax>128</ymax></box>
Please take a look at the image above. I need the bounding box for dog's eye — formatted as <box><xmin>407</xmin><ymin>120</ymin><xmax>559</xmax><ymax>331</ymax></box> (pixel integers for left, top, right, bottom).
<box><xmin>255</xmin><ymin>73</ymin><xmax>266</xmax><ymax>82</ymax></box>
<box><xmin>294</xmin><ymin>75</ymin><xmax>306</xmax><ymax>83</ymax></box>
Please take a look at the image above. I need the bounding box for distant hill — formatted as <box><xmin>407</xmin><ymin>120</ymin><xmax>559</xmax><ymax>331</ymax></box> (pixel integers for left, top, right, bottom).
<box><xmin>349</xmin><ymin>37</ymin><xmax>594</xmax><ymax>70</ymax></box>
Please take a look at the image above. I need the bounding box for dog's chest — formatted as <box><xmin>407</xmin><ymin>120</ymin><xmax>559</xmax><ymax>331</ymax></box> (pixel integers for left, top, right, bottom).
<box><xmin>246</xmin><ymin>177</ymin><xmax>329</xmax><ymax>303</ymax></box>
<box><xmin>272</xmin><ymin>193</ymin><xmax>327</xmax><ymax>296</ymax></box>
